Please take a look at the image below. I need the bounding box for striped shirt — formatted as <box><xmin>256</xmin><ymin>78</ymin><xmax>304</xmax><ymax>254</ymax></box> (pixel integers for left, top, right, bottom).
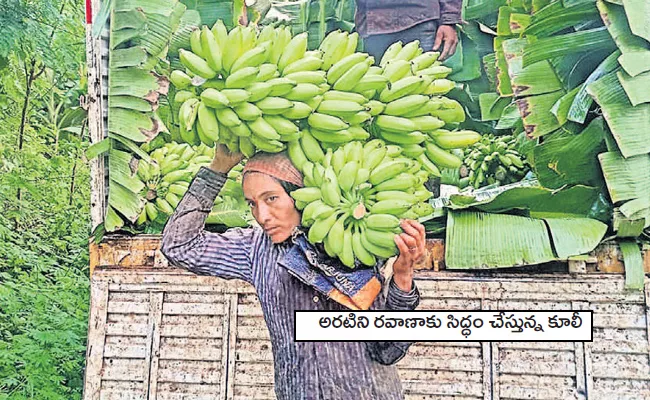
<box><xmin>161</xmin><ymin>167</ymin><xmax>421</xmax><ymax>400</ymax></box>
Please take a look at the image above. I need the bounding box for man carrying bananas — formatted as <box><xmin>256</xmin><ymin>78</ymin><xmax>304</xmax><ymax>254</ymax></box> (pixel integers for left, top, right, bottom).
<box><xmin>355</xmin><ymin>0</ymin><xmax>462</xmax><ymax>61</ymax></box>
<box><xmin>161</xmin><ymin>145</ymin><xmax>427</xmax><ymax>400</ymax></box>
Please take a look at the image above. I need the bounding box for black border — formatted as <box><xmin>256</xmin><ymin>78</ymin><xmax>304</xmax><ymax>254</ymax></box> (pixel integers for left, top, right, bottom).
<box><xmin>293</xmin><ymin>309</ymin><xmax>594</xmax><ymax>343</ymax></box>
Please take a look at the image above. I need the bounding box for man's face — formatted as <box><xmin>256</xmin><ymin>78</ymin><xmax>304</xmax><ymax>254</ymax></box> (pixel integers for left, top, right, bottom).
<box><xmin>243</xmin><ymin>172</ymin><xmax>301</xmax><ymax>243</ymax></box>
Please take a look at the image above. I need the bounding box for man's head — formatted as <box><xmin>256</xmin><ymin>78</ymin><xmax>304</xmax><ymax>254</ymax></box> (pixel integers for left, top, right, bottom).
<box><xmin>241</xmin><ymin>152</ymin><xmax>303</xmax><ymax>244</ymax></box>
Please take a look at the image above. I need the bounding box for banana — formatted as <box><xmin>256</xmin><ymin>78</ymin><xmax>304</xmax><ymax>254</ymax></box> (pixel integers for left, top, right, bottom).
<box><xmin>379</xmin><ymin>76</ymin><xmax>425</xmax><ymax>103</ymax></box>
<box><xmin>239</xmin><ymin>136</ymin><xmax>255</xmax><ymax>157</ymax></box>
<box><xmin>308</xmin><ymin>211</ymin><xmax>340</xmax><ymax>243</ymax></box>
<box><xmin>225</xmin><ymin>66</ymin><xmax>259</xmax><ymax>89</ymax></box>
<box><xmin>414</xmin><ymin>189</ymin><xmax>433</xmax><ymax>202</ymax></box>
<box><xmin>282</xmin><ymin>102</ymin><xmax>313</xmax><ymax>119</ymax></box>
<box><xmin>333</xmin><ymin>59</ymin><xmax>372</xmax><ymax>91</ymax></box>
<box><xmin>278</xmin><ymin>32</ymin><xmax>308</xmax><ymax>72</ymax></box>
<box><xmin>200</xmin><ymin>26</ymin><xmax>222</xmax><ymax>72</ymax></box>
<box><xmin>267</xmin><ymin>78</ymin><xmax>297</xmax><ymax>96</ymax></box>
<box><xmin>352</xmin><ymin>74</ymin><xmax>390</xmax><ymax>93</ymax></box>
<box><xmin>179</xmin><ymin>97</ymin><xmax>200</xmax><ymax>131</ymax></box>
<box><xmin>365</xmin><ymin>100</ymin><xmax>386</xmax><ymax>116</ymax></box>
<box><xmin>416</xmin><ymin>152</ymin><xmax>442</xmax><ymax>177</ymax></box>
<box><xmin>328</xmin><ymin>213</ymin><xmax>347</xmax><ymax>254</ymax></box>
<box><xmin>410</xmin><ymin>116</ymin><xmax>446</xmax><ymax>132</ymax></box>
<box><xmin>305</xmin><ymin>95</ymin><xmax>323</xmax><ymax>110</ymax></box>
<box><xmin>338</xmin><ymin>161</ymin><xmax>359</xmax><ymax>192</ymax></box>
<box><xmin>229</xmin><ymin>122</ymin><xmax>252</xmax><ymax>137</ymax></box>
<box><xmin>424</xmin><ymin>141</ymin><xmax>463</xmax><ymax>169</ymax></box>
<box><xmin>365</xmin><ymin>229</ymin><xmax>398</xmax><ymax>252</ymax></box>
<box><xmin>174</xmin><ymin>90</ymin><xmax>196</xmax><ymax>104</ymax></box>
<box><xmin>321</xmin><ymin>166</ymin><xmax>342</xmax><ymax>207</ymax></box>
<box><xmin>375</xmin><ymin>191</ymin><xmax>418</xmax><ymax>203</ymax></box>
<box><xmin>369</xmin><ymin>159</ymin><xmax>410</xmax><ymax>185</ymax></box>
<box><xmin>202</xmin><ymin>79</ymin><xmax>225</xmax><ymax>90</ymax></box>
<box><xmin>379</xmin><ymin>41</ymin><xmax>403</xmax><ymax>67</ymax></box>
<box><xmin>168</xmin><ymin>183</ymin><xmax>188</xmax><ymax>197</ymax></box>
<box><xmin>300</xmin><ymin>130</ymin><xmax>325</xmax><ymax>163</ymax></box>
<box><xmin>382</xmin><ymin>60</ymin><xmax>413</xmax><ymax>83</ymax></box>
<box><xmin>400</xmin><ymin>144</ymin><xmax>425</xmax><ymax>158</ymax></box>
<box><xmin>321</xmin><ymin>31</ymin><xmax>348</xmax><ymax>70</ymax></box>
<box><xmin>258</xmin><ymin>24</ymin><xmax>276</xmax><ymax>43</ymax></box>
<box><xmin>308</xmin><ymin>113</ymin><xmax>349</xmax><ymax>131</ymax></box>
<box><xmin>395</xmin><ymin>40</ymin><xmax>420</xmax><ymax>61</ymax></box>
<box><xmin>211</xmin><ymin>20</ymin><xmax>228</xmax><ymax>49</ymax></box>
<box><xmin>179</xmin><ymin>49</ymin><xmax>217</xmax><ymax>79</ymax></box>
<box><xmin>346</xmin><ymin>111</ymin><xmax>372</xmax><ymax>125</ymax></box>
<box><xmin>200</xmin><ymin>89</ymin><xmax>230</xmax><ymax>109</ymax></box>
<box><xmin>291</xmin><ymin>187</ymin><xmax>322</xmax><ymax>203</ymax></box>
<box><xmin>302</xmin><ymin>199</ymin><xmax>329</xmax><ymax>223</ymax></box>
<box><xmin>230</xmin><ymin>102</ymin><xmax>261</xmax><ymax>121</ymax></box>
<box><xmin>373</xmin><ymin>173</ymin><xmax>417</xmax><ymax>191</ymax></box>
<box><xmin>197</xmin><ymin>102</ymin><xmax>220</xmax><ymax>141</ymax></box>
<box><xmin>322</xmin><ymin>90</ymin><xmax>368</xmax><ymax>104</ymax></box>
<box><xmin>284</xmin><ymin>83</ymin><xmax>322</xmax><ymax>101</ymax></box>
<box><xmin>287</xmin><ymin>140</ymin><xmax>309</xmax><ymax>171</ymax></box>
<box><xmin>313</xmin><ymin>164</ymin><xmax>325</xmax><ymax>186</ymax></box>
<box><xmin>317</xmin><ymin>100</ymin><xmax>366</xmax><ymax>117</ymax></box>
<box><xmin>263</xmin><ymin>115</ymin><xmax>299</xmax><ymax>136</ymax></box>
<box><xmin>366</xmin><ymin>214</ymin><xmax>401</xmax><ymax>230</ymax></box>
<box><xmin>375</xmin><ymin>115</ymin><xmax>417</xmax><ymax>133</ymax></box>
<box><xmin>429</xmin><ymin>130</ymin><xmax>481</xmax><ymax>149</ymax></box>
<box><xmin>249</xmin><ymin>117</ymin><xmax>281</xmax><ymax>140</ymax></box>
<box><xmin>215</xmin><ymin>108</ymin><xmax>242</xmax><ymax>127</ymax></box>
<box><xmin>353</xmin><ymin>167</ymin><xmax>370</xmax><ymax>186</ymax></box>
<box><xmin>327</xmin><ymin>53</ymin><xmax>369</xmax><ymax>85</ymax></box>
<box><xmin>269</xmin><ymin>26</ymin><xmax>292</xmax><ymax>65</ymax></box>
<box><xmin>255</xmin><ymin>97</ymin><xmax>294</xmax><ymax>115</ymax></box>
<box><xmin>363</xmin><ymin>147</ymin><xmax>388</xmax><ymax>170</ymax></box>
<box><xmin>302</xmin><ymin>162</ymin><xmax>316</xmax><ymax>186</ymax></box>
<box><xmin>352</xmin><ymin>227</ymin><xmax>376</xmax><ymax>266</ymax></box>
<box><xmin>162</xmin><ymin>170</ymin><xmax>193</xmax><ymax>184</ymax></box>
<box><xmin>283</xmin><ymin>71</ymin><xmax>326</xmax><ymax>85</ymax></box>
<box><xmin>249</xmin><ymin>134</ymin><xmax>285</xmax><ymax>153</ymax></box>
<box><xmin>310</xmin><ymin>128</ymin><xmax>354</xmax><ymax>144</ymax></box>
<box><xmin>170</xmin><ymin>70</ymin><xmax>192</xmax><ymax>89</ymax></box>
<box><xmin>221</xmin><ymin>89</ymin><xmax>250</xmax><ymax>105</ymax></box>
<box><xmin>190</xmin><ymin>29</ymin><xmax>205</xmax><ymax>58</ymax></box>
<box><xmin>411</xmin><ymin>51</ymin><xmax>440</xmax><ymax>71</ymax></box>
<box><xmin>424</xmin><ymin>79</ymin><xmax>456</xmax><ymax>95</ymax></box>
<box><xmin>231</xmin><ymin>42</ymin><xmax>270</xmax><ymax>73</ymax></box>
<box><xmin>384</xmin><ymin>95</ymin><xmax>429</xmax><ymax>116</ymax></box>
<box><xmin>347</xmin><ymin>126</ymin><xmax>370</xmax><ymax>141</ymax></box>
<box><xmin>282</xmin><ymin>57</ymin><xmax>324</xmax><ymax>75</ymax></box>
<box><xmin>418</xmin><ymin>65</ymin><xmax>452</xmax><ymax>79</ymax></box>
<box><xmin>343</xmin><ymin>141</ymin><xmax>363</xmax><ymax>163</ymax></box>
<box><xmin>257</xmin><ymin>63</ymin><xmax>279</xmax><ymax>81</ymax></box>
<box><xmin>246</xmin><ymin>82</ymin><xmax>273</xmax><ymax>102</ymax></box>
<box><xmin>340</xmin><ymin>226</ymin><xmax>355</xmax><ymax>268</ymax></box>
<box><xmin>344</xmin><ymin>32</ymin><xmax>360</xmax><ymax>56</ymax></box>
<box><xmin>222</xmin><ymin>26</ymin><xmax>243</xmax><ymax>73</ymax></box>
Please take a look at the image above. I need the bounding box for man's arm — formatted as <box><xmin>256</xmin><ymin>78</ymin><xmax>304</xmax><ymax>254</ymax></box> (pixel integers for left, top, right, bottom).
<box><xmin>434</xmin><ymin>0</ymin><xmax>462</xmax><ymax>60</ymax></box>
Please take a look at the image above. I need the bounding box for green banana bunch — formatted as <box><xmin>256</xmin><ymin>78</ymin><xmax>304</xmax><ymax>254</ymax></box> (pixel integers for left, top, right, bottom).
<box><xmin>288</xmin><ymin>139</ymin><xmax>434</xmax><ymax>268</ymax></box>
<box><xmin>460</xmin><ymin>134</ymin><xmax>530</xmax><ymax>189</ymax></box>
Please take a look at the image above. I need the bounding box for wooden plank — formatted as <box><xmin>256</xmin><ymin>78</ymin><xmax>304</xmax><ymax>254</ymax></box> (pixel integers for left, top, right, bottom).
<box><xmin>105</xmin><ymin>319</ymin><xmax>149</xmax><ymax>336</ymax></box>
<box><xmin>104</xmin><ymin>336</ymin><xmax>147</xmax><ymax>359</ymax></box>
<box><xmin>399</xmin><ymin>370</ymin><xmax>482</xmax><ymax>384</ymax></box>
<box><xmin>102</xmin><ymin>358</ymin><xmax>147</xmax><ymax>382</ymax></box>
<box><xmin>159</xmin><ymin>315</ymin><xmax>224</xmax><ymax>338</ymax></box>
<box><xmin>491</xmin><ymin>343</ymin><xmax>500</xmax><ymax>400</ymax></box>
<box><xmin>405</xmin><ymin>396</ymin><xmax>480</xmax><ymax>400</ymax></box>
<box><xmin>498</xmin><ymin>376</ymin><xmax>579</xmax><ymax>400</ymax></box>
<box><xmin>144</xmin><ymin>292</ymin><xmax>163</xmax><ymax>399</ymax></box>
<box><xmin>402</xmin><ymin>380</ymin><xmax>484</xmax><ymax>397</ymax></box>
<box><xmin>157</xmin><ymin>360</ymin><xmax>221</xmax><ymax>384</ymax></box>
<box><xmin>400</xmin><ymin>356</ymin><xmax>483</xmax><ymax>372</ymax></box>
<box><xmin>593</xmin><ymin>314</ymin><xmax>646</xmax><ymax>329</ymax></box>
<box><xmin>646</xmin><ymin>282</ymin><xmax>650</xmax><ymax>362</ymax></box>
<box><xmin>232</xmin><ymin>384</ymin><xmax>276</xmax><ymax>399</ymax></box>
<box><xmin>416</xmin><ymin>298</ymin><xmax>482</xmax><ymax>309</ymax></box>
<box><xmin>498</xmin><ymin>349</ymin><xmax>576</xmax><ymax>376</ymax></box>
<box><xmin>159</xmin><ymin>337</ymin><xmax>223</xmax><ymax>361</ymax></box>
<box><xmin>590</xmin><ymin>353</ymin><xmax>650</xmax><ymax>380</ymax></box>
<box><xmin>83</xmin><ymin>280</ymin><xmax>109</xmax><ymax>400</ymax></box>
<box><xmin>592</xmin><ymin>328</ymin><xmax>649</xmax><ymax>354</ymax></box>
<box><xmin>86</xmin><ymin>0</ymin><xmax>106</xmax><ymax>236</ymax></box>
<box><xmin>225</xmin><ymin>294</ymin><xmax>238</xmax><ymax>400</ymax></box>
<box><xmin>164</xmin><ymin>292</ymin><xmax>227</xmax><ymax>304</ymax></box>
<box><xmin>156</xmin><ymin>382</ymin><xmax>222</xmax><ymax>400</ymax></box>
<box><xmin>592</xmin><ymin>378</ymin><xmax>650</xmax><ymax>398</ymax></box>
<box><xmin>108</xmin><ymin>301</ymin><xmax>150</xmax><ymax>314</ymax></box>
<box><xmin>234</xmin><ymin>362</ymin><xmax>275</xmax><ymax>386</ymax></box>
<box><xmin>573</xmin><ymin>301</ymin><xmax>589</xmax><ymax>400</ymax></box>
<box><xmin>162</xmin><ymin>302</ymin><xmax>227</xmax><ymax>316</ymax></box>
<box><xmin>235</xmin><ymin>339</ymin><xmax>274</xmax><ymax>362</ymax></box>
<box><xmin>100</xmin><ymin>380</ymin><xmax>146</xmax><ymax>400</ymax></box>
<box><xmin>109</xmin><ymin>291</ymin><xmax>150</xmax><ymax>303</ymax></box>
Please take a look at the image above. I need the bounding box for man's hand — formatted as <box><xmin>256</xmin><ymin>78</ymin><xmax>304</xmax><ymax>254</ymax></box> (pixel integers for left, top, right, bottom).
<box><xmin>209</xmin><ymin>144</ymin><xmax>244</xmax><ymax>174</ymax></box>
<box><xmin>392</xmin><ymin>220</ymin><xmax>427</xmax><ymax>292</ymax></box>
<box><xmin>433</xmin><ymin>25</ymin><xmax>459</xmax><ymax>61</ymax></box>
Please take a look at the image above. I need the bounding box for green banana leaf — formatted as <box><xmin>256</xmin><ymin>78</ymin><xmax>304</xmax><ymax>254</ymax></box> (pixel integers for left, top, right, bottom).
<box><xmin>597</xmin><ymin>0</ymin><xmax>650</xmax><ymax>77</ymax></box>
<box><xmin>206</xmin><ymin>197</ymin><xmax>250</xmax><ymax>227</ymax></box>
<box><xmin>495</xmin><ymin>102</ymin><xmax>521</xmax><ymax>129</ymax></box>
<box><xmin>479</xmin><ymin>93</ymin><xmax>511</xmax><ymax>121</ymax></box>
<box><xmin>494</xmin><ymin>37</ymin><xmax>514</xmax><ymax>96</ymax></box>
<box><xmin>622</xmin><ymin>0</ymin><xmax>650</xmax><ymax>42</ymax></box>
<box><xmin>108</xmin><ymin>107</ymin><xmax>158</xmax><ymax>142</ymax></box>
<box><xmin>620</xmin><ymin>240</ymin><xmax>644</xmax><ymax>289</ymax></box>
<box><xmin>114</xmin><ymin>0</ymin><xmax>177</xmax><ymax>16</ymax></box>
<box><xmin>105</xmin><ymin>206</ymin><xmax>125</xmax><ymax>232</ymax></box>
<box><xmin>464</xmin><ymin>0</ymin><xmax>508</xmax><ymax>20</ymax></box>
<box><xmin>109</xmin><ymin>149</ymin><xmax>146</xmax><ymax>194</ymax></box>
<box><xmin>445</xmin><ymin>210</ymin><xmax>606</xmax><ymax>268</ymax></box>
<box><xmin>617</xmin><ymin>70</ymin><xmax>650</xmax><ymax>106</ymax></box>
<box><xmin>521</xmin><ymin>27</ymin><xmax>616</xmax><ymax>67</ymax></box>
<box><xmin>181</xmin><ymin>0</ymin><xmax>233</xmax><ymax>27</ymax></box>
<box><xmin>525</xmin><ymin>1</ymin><xmax>599</xmax><ymax>37</ymax></box>
<box><xmin>108</xmin><ymin>180</ymin><xmax>146</xmax><ymax>223</ymax></box>
<box><xmin>533</xmin><ymin>117</ymin><xmax>606</xmax><ymax>189</ymax></box>
<box><xmin>448</xmin><ymin>33</ymin><xmax>483</xmax><ymax>82</ymax></box>
<box><xmin>550</xmin><ymin>86</ymin><xmax>580</xmax><ymax>125</ymax></box>
<box><xmin>587</xmin><ymin>72</ymin><xmax>650</xmax><ymax>158</ymax></box>
<box><xmin>515</xmin><ymin>90</ymin><xmax>565</xmax><ymax>138</ymax></box>
<box><xmin>502</xmin><ymin>38</ymin><xmax>562</xmax><ymax>97</ymax></box>
<box><xmin>110</xmin><ymin>96</ymin><xmax>157</xmax><ymax>112</ymax></box>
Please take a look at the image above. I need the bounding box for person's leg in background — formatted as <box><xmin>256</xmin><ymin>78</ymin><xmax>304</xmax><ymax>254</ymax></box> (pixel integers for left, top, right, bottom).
<box><xmin>361</xmin><ymin>20</ymin><xmax>438</xmax><ymax>61</ymax></box>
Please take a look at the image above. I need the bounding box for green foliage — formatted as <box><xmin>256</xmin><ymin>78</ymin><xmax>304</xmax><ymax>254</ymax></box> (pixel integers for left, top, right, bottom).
<box><xmin>0</xmin><ymin>0</ymin><xmax>90</xmax><ymax>398</ymax></box>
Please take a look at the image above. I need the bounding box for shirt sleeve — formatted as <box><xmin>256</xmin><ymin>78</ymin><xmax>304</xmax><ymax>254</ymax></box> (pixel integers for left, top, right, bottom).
<box><xmin>439</xmin><ymin>0</ymin><xmax>462</xmax><ymax>24</ymax></box>
<box><xmin>160</xmin><ymin>166</ymin><xmax>255</xmax><ymax>284</ymax></box>
<box><xmin>366</xmin><ymin>277</ymin><xmax>420</xmax><ymax>365</ymax></box>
